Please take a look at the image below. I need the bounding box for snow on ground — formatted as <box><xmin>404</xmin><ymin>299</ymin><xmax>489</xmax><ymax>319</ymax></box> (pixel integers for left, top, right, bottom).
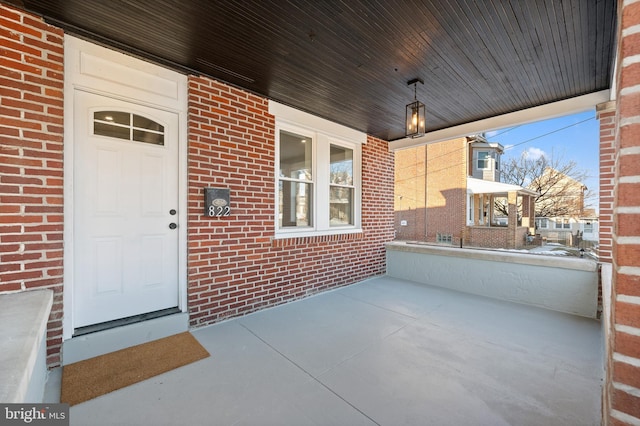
<box><xmin>495</xmin><ymin>244</ymin><xmax>573</xmax><ymax>256</ymax></box>
<box><xmin>531</xmin><ymin>250</ymin><xmax>570</xmax><ymax>256</ymax></box>
<box><xmin>496</xmin><ymin>247</ymin><xmax>571</xmax><ymax>256</ymax></box>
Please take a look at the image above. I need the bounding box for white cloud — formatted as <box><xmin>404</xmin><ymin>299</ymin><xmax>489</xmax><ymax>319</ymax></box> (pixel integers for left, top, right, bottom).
<box><xmin>522</xmin><ymin>147</ymin><xmax>546</xmax><ymax>160</ymax></box>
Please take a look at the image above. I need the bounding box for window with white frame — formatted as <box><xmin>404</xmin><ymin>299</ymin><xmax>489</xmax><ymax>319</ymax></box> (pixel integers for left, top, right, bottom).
<box><xmin>536</xmin><ymin>218</ymin><xmax>548</xmax><ymax>229</ymax></box>
<box><xmin>554</xmin><ymin>218</ymin><xmax>571</xmax><ymax>229</ymax></box>
<box><xmin>329</xmin><ymin>144</ymin><xmax>354</xmax><ymax>226</ymax></box>
<box><xmin>584</xmin><ymin>221</ymin><xmax>593</xmax><ymax>233</ymax></box>
<box><xmin>272</xmin><ymin>102</ymin><xmax>363</xmax><ymax>237</ymax></box>
<box><xmin>481</xmin><ymin>195</ymin><xmax>489</xmax><ymax>224</ymax></box>
<box><xmin>279</xmin><ymin>130</ymin><xmax>313</xmax><ymax>228</ymax></box>
<box><xmin>477</xmin><ymin>151</ymin><xmax>490</xmax><ymax>169</ymax></box>
<box><xmin>467</xmin><ymin>193</ymin><xmax>474</xmax><ymax>225</ymax></box>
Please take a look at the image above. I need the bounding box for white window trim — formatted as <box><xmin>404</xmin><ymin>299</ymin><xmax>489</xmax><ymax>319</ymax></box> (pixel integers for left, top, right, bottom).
<box><xmin>477</xmin><ymin>151</ymin><xmax>490</xmax><ymax>170</ymax></box>
<box><xmin>553</xmin><ymin>218</ymin><xmax>571</xmax><ymax>229</ymax></box>
<box><xmin>270</xmin><ymin>101</ymin><xmax>365</xmax><ymax>238</ymax></box>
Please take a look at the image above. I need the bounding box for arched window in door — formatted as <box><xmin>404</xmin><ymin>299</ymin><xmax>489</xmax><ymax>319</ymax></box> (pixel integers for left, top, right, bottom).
<box><xmin>93</xmin><ymin>111</ymin><xmax>165</xmax><ymax>145</ymax></box>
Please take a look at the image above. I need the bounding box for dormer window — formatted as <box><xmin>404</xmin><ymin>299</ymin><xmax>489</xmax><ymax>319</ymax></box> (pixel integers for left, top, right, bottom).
<box><xmin>477</xmin><ymin>151</ymin><xmax>490</xmax><ymax>169</ymax></box>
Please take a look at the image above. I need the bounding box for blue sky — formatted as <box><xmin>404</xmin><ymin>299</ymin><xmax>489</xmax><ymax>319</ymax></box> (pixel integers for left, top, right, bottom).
<box><xmin>485</xmin><ymin>110</ymin><xmax>600</xmax><ymax>194</ymax></box>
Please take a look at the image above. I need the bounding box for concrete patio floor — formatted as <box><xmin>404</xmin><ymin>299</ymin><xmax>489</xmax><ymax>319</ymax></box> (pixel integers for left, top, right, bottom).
<box><xmin>46</xmin><ymin>276</ymin><xmax>603</xmax><ymax>425</ymax></box>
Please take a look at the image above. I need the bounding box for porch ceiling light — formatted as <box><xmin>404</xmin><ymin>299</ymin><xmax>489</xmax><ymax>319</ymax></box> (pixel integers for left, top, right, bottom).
<box><xmin>405</xmin><ymin>78</ymin><xmax>426</xmax><ymax>138</ymax></box>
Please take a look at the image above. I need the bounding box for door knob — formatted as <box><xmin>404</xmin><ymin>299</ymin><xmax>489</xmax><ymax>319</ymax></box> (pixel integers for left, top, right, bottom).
<box><xmin>169</xmin><ymin>223</ymin><xmax>177</xmax><ymax>229</ymax></box>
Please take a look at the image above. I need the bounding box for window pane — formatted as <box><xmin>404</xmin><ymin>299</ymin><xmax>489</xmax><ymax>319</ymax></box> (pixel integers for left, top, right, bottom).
<box><xmin>133</xmin><ymin>114</ymin><xmax>164</xmax><ymax>132</ymax></box>
<box><xmin>133</xmin><ymin>129</ymin><xmax>165</xmax><ymax>145</ymax></box>
<box><xmin>94</xmin><ymin>122</ymin><xmax>130</xmax><ymax>140</ymax></box>
<box><xmin>330</xmin><ymin>145</ymin><xmax>353</xmax><ymax>185</ymax></box>
<box><xmin>280</xmin><ymin>130</ymin><xmax>312</xmax><ymax>180</ymax></box>
<box><xmin>94</xmin><ymin>111</ymin><xmax>165</xmax><ymax>146</ymax></box>
<box><xmin>330</xmin><ymin>186</ymin><xmax>352</xmax><ymax>225</ymax></box>
<box><xmin>279</xmin><ymin>181</ymin><xmax>312</xmax><ymax>227</ymax></box>
<box><xmin>94</xmin><ymin>111</ymin><xmax>130</xmax><ymax>126</ymax></box>
<box><xmin>477</xmin><ymin>151</ymin><xmax>489</xmax><ymax>169</ymax></box>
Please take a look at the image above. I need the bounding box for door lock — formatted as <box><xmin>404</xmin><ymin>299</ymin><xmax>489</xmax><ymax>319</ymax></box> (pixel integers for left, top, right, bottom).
<box><xmin>169</xmin><ymin>209</ymin><xmax>177</xmax><ymax>215</ymax></box>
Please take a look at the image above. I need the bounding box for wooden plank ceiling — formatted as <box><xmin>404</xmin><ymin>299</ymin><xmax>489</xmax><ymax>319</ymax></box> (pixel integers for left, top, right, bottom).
<box><xmin>16</xmin><ymin>0</ymin><xmax>617</xmax><ymax>141</ymax></box>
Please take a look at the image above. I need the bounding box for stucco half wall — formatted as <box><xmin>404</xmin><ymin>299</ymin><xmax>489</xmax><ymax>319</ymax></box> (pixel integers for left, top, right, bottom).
<box><xmin>386</xmin><ymin>241</ymin><xmax>599</xmax><ymax>318</ymax></box>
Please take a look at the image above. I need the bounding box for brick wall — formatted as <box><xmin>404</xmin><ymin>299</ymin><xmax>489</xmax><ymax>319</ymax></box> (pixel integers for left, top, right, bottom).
<box><xmin>467</xmin><ymin>226</ymin><xmax>528</xmax><ymax>249</ymax></box>
<box><xmin>607</xmin><ymin>1</ymin><xmax>640</xmax><ymax>424</ymax></box>
<box><xmin>598</xmin><ymin>101</ymin><xmax>615</xmax><ymax>264</ymax></box>
<box><xmin>0</xmin><ymin>4</ymin><xmax>65</xmax><ymax>367</ymax></box>
<box><xmin>394</xmin><ymin>146</ymin><xmax>426</xmax><ymax>240</ymax></box>
<box><xmin>425</xmin><ymin>138</ymin><xmax>467</xmax><ymax>244</ymax></box>
<box><xmin>187</xmin><ymin>75</ymin><xmax>394</xmax><ymax>327</ymax></box>
<box><xmin>393</xmin><ymin>138</ymin><xmax>468</xmax><ymax>244</ymax></box>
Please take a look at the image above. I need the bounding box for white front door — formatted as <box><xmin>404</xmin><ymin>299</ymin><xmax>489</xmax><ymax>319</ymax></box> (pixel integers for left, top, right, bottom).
<box><xmin>73</xmin><ymin>90</ymin><xmax>180</xmax><ymax>328</ymax></box>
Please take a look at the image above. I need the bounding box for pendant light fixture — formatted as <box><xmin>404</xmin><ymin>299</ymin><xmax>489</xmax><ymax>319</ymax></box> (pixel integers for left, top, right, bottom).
<box><xmin>405</xmin><ymin>78</ymin><xmax>425</xmax><ymax>138</ymax></box>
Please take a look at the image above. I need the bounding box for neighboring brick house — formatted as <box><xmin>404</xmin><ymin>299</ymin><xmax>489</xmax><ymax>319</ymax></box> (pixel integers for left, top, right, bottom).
<box><xmin>395</xmin><ymin>135</ymin><xmax>536</xmax><ymax>249</ymax></box>
<box><xmin>0</xmin><ymin>5</ymin><xmax>394</xmax><ymax>368</ymax></box>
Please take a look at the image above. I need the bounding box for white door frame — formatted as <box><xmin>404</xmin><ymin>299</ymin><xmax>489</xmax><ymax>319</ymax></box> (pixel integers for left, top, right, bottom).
<box><xmin>63</xmin><ymin>36</ymin><xmax>189</xmax><ymax>340</ymax></box>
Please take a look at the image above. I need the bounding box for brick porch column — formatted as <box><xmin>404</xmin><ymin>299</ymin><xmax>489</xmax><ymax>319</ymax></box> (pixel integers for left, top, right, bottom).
<box><xmin>606</xmin><ymin>1</ymin><xmax>640</xmax><ymax>423</ymax></box>
<box><xmin>597</xmin><ymin>101</ymin><xmax>616</xmax><ymax>264</ymax></box>
<box><xmin>507</xmin><ymin>190</ymin><xmax>517</xmax><ymax>249</ymax></box>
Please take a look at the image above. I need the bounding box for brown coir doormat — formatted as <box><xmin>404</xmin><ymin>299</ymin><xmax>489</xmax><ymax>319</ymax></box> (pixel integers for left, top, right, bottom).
<box><xmin>60</xmin><ymin>332</ymin><xmax>209</xmax><ymax>406</ymax></box>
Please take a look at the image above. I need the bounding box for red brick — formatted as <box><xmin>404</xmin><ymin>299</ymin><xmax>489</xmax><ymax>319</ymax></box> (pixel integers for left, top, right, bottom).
<box><xmin>0</xmin><ymin>15</ymin><xmax>41</xmax><ymax>39</ymax></box>
<box><xmin>620</xmin><ymin>92</ymin><xmax>640</xmax><ymax>118</ymax></box>
<box><xmin>613</xmin><ymin>361</ymin><xmax>640</xmax><ymax>390</ymax></box>
<box><xmin>619</xmin><ymin>154</ymin><xmax>640</xmax><ymax>176</ymax></box>
<box><xmin>617</xmin><ymin>214</ymin><xmax>640</xmax><ymax>237</ymax></box>
<box><xmin>621</xmin><ymin>62</ymin><xmax>640</xmax><ymax>93</ymax></box>
<box><xmin>613</xmin><ymin>387</ymin><xmax>640</xmax><ymax>420</ymax></box>
<box><xmin>618</xmin><ymin>183</ymin><xmax>640</xmax><ymax>208</ymax></box>
<box><xmin>616</xmin><ymin>301</ymin><xmax>640</xmax><ymax>329</ymax></box>
<box><xmin>23</xmin><ymin>14</ymin><xmax>62</xmax><ymax>36</ymax></box>
<box><xmin>617</xmin><ymin>274</ymin><xmax>640</xmax><ymax>298</ymax></box>
<box><xmin>622</xmin><ymin>30</ymin><xmax>640</xmax><ymax>62</ymax></box>
<box><xmin>619</xmin><ymin>124</ymin><xmax>640</xmax><ymax>149</ymax></box>
<box><xmin>0</xmin><ymin>282</ymin><xmax>23</xmax><ymax>292</ymax></box>
<box><xmin>616</xmin><ymin>331</ymin><xmax>640</xmax><ymax>359</ymax></box>
<box><xmin>616</xmin><ymin>245</ymin><xmax>640</xmax><ymax>268</ymax></box>
<box><xmin>624</xmin><ymin>2</ymin><xmax>640</xmax><ymax>29</ymax></box>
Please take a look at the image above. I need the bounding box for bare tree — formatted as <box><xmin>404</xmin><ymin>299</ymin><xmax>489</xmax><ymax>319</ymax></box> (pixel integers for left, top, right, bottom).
<box><xmin>497</xmin><ymin>152</ymin><xmax>596</xmax><ymax>218</ymax></box>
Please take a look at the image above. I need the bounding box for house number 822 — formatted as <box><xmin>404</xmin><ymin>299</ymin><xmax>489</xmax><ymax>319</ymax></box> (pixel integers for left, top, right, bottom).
<box><xmin>209</xmin><ymin>205</ymin><xmax>230</xmax><ymax>217</ymax></box>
